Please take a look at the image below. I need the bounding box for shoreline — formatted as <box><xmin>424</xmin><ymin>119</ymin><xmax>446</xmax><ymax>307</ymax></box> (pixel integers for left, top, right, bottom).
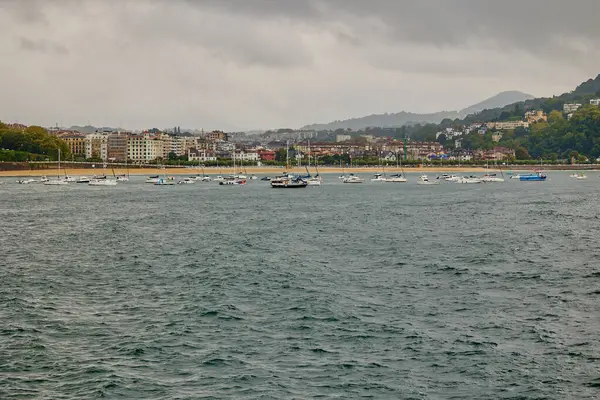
<box><xmin>0</xmin><ymin>166</ymin><xmax>582</xmax><ymax>177</ymax></box>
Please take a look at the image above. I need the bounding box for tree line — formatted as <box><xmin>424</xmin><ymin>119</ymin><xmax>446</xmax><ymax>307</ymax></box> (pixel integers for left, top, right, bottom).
<box><xmin>0</xmin><ymin>122</ymin><xmax>71</xmax><ymax>162</ymax></box>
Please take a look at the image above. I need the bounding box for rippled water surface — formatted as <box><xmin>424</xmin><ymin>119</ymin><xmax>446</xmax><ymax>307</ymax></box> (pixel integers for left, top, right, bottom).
<box><xmin>1</xmin><ymin>172</ymin><xmax>600</xmax><ymax>399</ymax></box>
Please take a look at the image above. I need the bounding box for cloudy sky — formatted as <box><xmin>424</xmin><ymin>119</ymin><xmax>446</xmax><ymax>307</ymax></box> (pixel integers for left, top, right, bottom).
<box><xmin>1</xmin><ymin>0</ymin><xmax>599</xmax><ymax>130</ymax></box>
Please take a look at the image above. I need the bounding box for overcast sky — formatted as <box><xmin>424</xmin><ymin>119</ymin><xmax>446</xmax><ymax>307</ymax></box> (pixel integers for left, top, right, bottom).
<box><xmin>1</xmin><ymin>0</ymin><xmax>599</xmax><ymax>131</ymax></box>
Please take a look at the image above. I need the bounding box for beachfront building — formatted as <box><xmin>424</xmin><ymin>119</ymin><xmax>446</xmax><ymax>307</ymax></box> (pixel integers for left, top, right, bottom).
<box><xmin>257</xmin><ymin>149</ymin><xmax>276</xmax><ymax>161</ymax></box>
<box><xmin>474</xmin><ymin>146</ymin><xmax>515</xmax><ymax>161</ymax></box>
<box><xmin>159</xmin><ymin>134</ymin><xmax>197</xmax><ymax>159</ymax></box>
<box><xmin>61</xmin><ymin>133</ymin><xmax>87</xmax><ymax>157</ymax></box>
<box><xmin>188</xmin><ymin>148</ymin><xmax>217</xmax><ymax>162</ymax></box>
<box><xmin>127</xmin><ymin>132</ymin><xmax>164</xmax><ymax>163</ymax></box>
<box><xmin>85</xmin><ymin>134</ymin><xmax>108</xmax><ymax>160</ymax></box>
<box><xmin>107</xmin><ymin>132</ymin><xmax>128</xmax><ymax>161</ymax></box>
<box><xmin>231</xmin><ymin>151</ymin><xmax>260</xmax><ymax>162</ymax></box>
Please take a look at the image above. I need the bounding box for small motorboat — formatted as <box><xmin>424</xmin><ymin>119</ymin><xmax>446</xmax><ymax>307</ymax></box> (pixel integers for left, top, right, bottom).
<box><xmin>145</xmin><ymin>175</ymin><xmax>160</xmax><ymax>184</ymax></box>
<box><xmin>219</xmin><ymin>176</ymin><xmax>246</xmax><ymax>185</ymax></box>
<box><xmin>116</xmin><ymin>175</ymin><xmax>129</xmax><ymax>182</ymax></box>
<box><xmin>89</xmin><ymin>178</ymin><xmax>117</xmax><ymax>186</ymax></box>
<box><xmin>519</xmin><ymin>171</ymin><xmax>547</xmax><ymax>181</ymax></box>
<box><xmin>76</xmin><ymin>176</ymin><xmax>91</xmax><ymax>183</ymax></box>
<box><xmin>44</xmin><ymin>179</ymin><xmax>69</xmax><ymax>186</ymax></box>
<box><xmin>271</xmin><ymin>176</ymin><xmax>308</xmax><ymax>188</ymax></box>
<box><xmin>444</xmin><ymin>175</ymin><xmax>461</xmax><ymax>182</ymax></box>
<box><xmin>342</xmin><ymin>174</ymin><xmax>364</xmax><ymax>183</ymax></box>
<box><xmin>17</xmin><ymin>178</ymin><xmax>37</xmax><ymax>184</ymax></box>
<box><xmin>154</xmin><ymin>178</ymin><xmax>175</xmax><ymax>186</ymax></box>
<box><xmin>417</xmin><ymin>174</ymin><xmax>440</xmax><ymax>185</ymax></box>
<box><xmin>260</xmin><ymin>177</ymin><xmax>271</xmax><ymax>181</ymax></box>
<box><xmin>457</xmin><ymin>176</ymin><xmax>482</xmax><ymax>184</ymax></box>
<box><xmin>178</xmin><ymin>178</ymin><xmax>195</xmax><ymax>184</ymax></box>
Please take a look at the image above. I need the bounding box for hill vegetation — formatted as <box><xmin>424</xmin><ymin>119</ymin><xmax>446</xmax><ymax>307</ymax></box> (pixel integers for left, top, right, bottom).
<box><xmin>0</xmin><ymin>122</ymin><xmax>70</xmax><ymax>162</ymax></box>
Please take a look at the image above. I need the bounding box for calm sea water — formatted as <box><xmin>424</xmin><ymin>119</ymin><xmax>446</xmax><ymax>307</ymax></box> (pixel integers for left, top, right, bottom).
<box><xmin>1</xmin><ymin>172</ymin><xmax>600</xmax><ymax>399</ymax></box>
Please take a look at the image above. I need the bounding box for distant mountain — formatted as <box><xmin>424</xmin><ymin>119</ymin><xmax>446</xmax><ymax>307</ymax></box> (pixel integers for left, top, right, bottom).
<box><xmin>69</xmin><ymin>125</ymin><xmax>117</xmax><ymax>134</ymax></box>
<box><xmin>459</xmin><ymin>91</ymin><xmax>535</xmax><ymax>116</ymax></box>
<box><xmin>302</xmin><ymin>91</ymin><xmax>534</xmax><ymax>130</ymax></box>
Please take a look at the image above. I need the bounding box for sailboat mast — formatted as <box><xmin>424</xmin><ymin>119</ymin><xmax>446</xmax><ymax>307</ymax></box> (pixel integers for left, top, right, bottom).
<box><xmin>57</xmin><ymin>148</ymin><xmax>61</xmax><ymax>179</ymax></box>
<box><xmin>286</xmin><ymin>140</ymin><xmax>289</xmax><ymax>170</ymax></box>
<box><xmin>308</xmin><ymin>139</ymin><xmax>311</xmax><ymax>167</ymax></box>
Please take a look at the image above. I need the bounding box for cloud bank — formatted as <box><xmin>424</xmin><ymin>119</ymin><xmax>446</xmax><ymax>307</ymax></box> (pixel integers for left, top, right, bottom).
<box><xmin>1</xmin><ymin>0</ymin><xmax>599</xmax><ymax>130</ymax></box>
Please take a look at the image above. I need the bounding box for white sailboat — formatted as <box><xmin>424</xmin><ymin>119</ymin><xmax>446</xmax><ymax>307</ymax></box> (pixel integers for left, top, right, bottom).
<box><xmin>480</xmin><ymin>162</ymin><xmax>505</xmax><ymax>182</ymax></box>
<box><xmin>385</xmin><ymin>153</ymin><xmax>407</xmax><ymax>182</ymax></box>
<box><xmin>44</xmin><ymin>148</ymin><xmax>69</xmax><ymax>185</ymax></box>
<box><xmin>306</xmin><ymin>140</ymin><xmax>322</xmax><ymax>186</ymax></box>
<box><xmin>89</xmin><ymin>161</ymin><xmax>117</xmax><ymax>186</ymax></box>
<box><xmin>116</xmin><ymin>156</ymin><xmax>130</xmax><ymax>182</ymax></box>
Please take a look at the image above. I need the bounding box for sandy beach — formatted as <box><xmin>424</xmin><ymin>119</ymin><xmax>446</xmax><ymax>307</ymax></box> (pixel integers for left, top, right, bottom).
<box><xmin>0</xmin><ymin>166</ymin><xmax>504</xmax><ymax>177</ymax></box>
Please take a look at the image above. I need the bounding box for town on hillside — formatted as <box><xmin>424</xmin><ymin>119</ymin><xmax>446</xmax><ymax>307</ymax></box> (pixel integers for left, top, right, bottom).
<box><xmin>1</xmin><ymin>97</ymin><xmax>599</xmax><ymax>166</ymax></box>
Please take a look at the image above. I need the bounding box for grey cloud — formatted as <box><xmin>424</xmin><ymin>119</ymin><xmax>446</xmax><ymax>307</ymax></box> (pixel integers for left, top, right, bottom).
<box><xmin>188</xmin><ymin>0</ymin><xmax>600</xmax><ymax>58</ymax></box>
<box><xmin>19</xmin><ymin>37</ymin><xmax>69</xmax><ymax>55</ymax></box>
<box><xmin>1</xmin><ymin>0</ymin><xmax>599</xmax><ymax>130</ymax></box>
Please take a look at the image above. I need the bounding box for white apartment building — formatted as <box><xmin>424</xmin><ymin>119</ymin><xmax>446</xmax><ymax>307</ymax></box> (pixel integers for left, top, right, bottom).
<box><xmin>128</xmin><ymin>133</ymin><xmax>164</xmax><ymax>162</ymax></box>
<box><xmin>590</xmin><ymin>99</ymin><xmax>600</xmax><ymax>106</ymax></box>
<box><xmin>161</xmin><ymin>134</ymin><xmax>198</xmax><ymax>158</ymax></box>
<box><xmin>188</xmin><ymin>148</ymin><xmax>217</xmax><ymax>162</ymax></box>
<box><xmin>563</xmin><ymin>103</ymin><xmax>581</xmax><ymax>114</ymax></box>
<box><xmin>231</xmin><ymin>151</ymin><xmax>260</xmax><ymax>162</ymax></box>
<box><xmin>85</xmin><ymin>134</ymin><xmax>108</xmax><ymax>160</ymax></box>
<box><xmin>336</xmin><ymin>134</ymin><xmax>352</xmax><ymax>142</ymax></box>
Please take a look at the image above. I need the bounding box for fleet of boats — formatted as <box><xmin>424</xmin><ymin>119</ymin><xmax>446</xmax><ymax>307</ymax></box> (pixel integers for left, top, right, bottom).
<box><xmin>12</xmin><ymin>164</ymin><xmax>600</xmax><ymax>188</ymax></box>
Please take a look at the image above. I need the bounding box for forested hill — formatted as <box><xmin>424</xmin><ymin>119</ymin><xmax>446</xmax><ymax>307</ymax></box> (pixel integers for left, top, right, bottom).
<box><xmin>462</xmin><ymin>74</ymin><xmax>600</xmax><ymax>124</ymax></box>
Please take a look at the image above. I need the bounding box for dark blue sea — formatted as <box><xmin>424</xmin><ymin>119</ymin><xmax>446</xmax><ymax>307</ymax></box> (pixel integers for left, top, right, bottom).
<box><xmin>1</xmin><ymin>172</ymin><xmax>599</xmax><ymax>399</ymax></box>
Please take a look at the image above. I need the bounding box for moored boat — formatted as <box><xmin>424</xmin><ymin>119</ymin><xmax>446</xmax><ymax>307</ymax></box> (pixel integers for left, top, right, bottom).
<box><xmin>89</xmin><ymin>178</ymin><xmax>117</xmax><ymax>186</ymax></box>
<box><xmin>480</xmin><ymin>173</ymin><xmax>505</xmax><ymax>183</ymax></box>
<box><xmin>17</xmin><ymin>178</ymin><xmax>37</xmax><ymax>184</ymax></box>
<box><xmin>417</xmin><ymin>174</ymin><xmax>440</xmax><ymax>185</ymax></box>
<box><xmin>271</xmin><ymin>176</ymin><xmax>308</xmax><ymax>188</ymax></box>
<box><xmin>342</xmin><ymin>174</ymin><xmax>364</xmax><ymax>183</ymax></box>
<box><xmin>145</xmin><ymin>175</ymin><xmax>160</xmax><ymax>184</ymax></box>
<box><xmin>385</xmin><ymin>173</ymin><xmax>407</xmax><ymax>183</ymax></box>
<box><xmin>154</xmin><ymin>177</ymin><xmax>175</xmax><ymax>185</ymax></box>
<box><xmin>219</xmin><ymin>176</ymin><xmax>246</xmax><ymax>185</ymax></box>
<box><xmin>371</xmin><ymin>173</ymin><xmax>387</xmax><ymax>182</ymax></box>
<box><xmin>519</xmin><ymin>171</ymin><xmax>547</xmax><ymax>181</ymax></box>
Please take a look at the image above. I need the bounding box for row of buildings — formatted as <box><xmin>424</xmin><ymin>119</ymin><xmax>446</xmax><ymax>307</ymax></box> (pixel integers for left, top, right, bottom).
<box><xmin>56</xmin><ymin>131</ymin><xmax>231</xmax><ymax>162</ymax></box>
<box><xmin>55</xmin><ymin>128</ymin><xmax>515</xmax><ymax>162</ymax></box>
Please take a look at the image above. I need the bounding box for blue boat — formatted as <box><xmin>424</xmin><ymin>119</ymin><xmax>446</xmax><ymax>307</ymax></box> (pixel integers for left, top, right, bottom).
<box><xmin>519</xmin><ymin>171</ymin><xmax>547</xmax><ymax>181</ymax></box>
